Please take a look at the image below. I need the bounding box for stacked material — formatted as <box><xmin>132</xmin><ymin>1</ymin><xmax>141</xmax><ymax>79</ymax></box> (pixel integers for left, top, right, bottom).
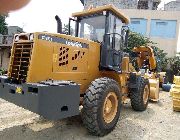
<box><xmin>174</xmin><ymin>76</ymin><xmax>180</xmax><ymax>85</ymax></box>
<box><xmin>172</xmin><ymin>76</ymin><xmax>180</xmax><ymax>112</ymax></box>
<box><xmin>170</xmin><ymin>84</ymin><xmax>175</xmax><ymax>96</ymax></box>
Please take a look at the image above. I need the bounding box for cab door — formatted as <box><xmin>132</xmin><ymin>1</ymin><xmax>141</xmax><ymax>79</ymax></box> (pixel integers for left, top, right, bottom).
<box><xmin>100</xmin><ymin>12</ymin><xmax>124</xmax><ymax>71</ymax></box>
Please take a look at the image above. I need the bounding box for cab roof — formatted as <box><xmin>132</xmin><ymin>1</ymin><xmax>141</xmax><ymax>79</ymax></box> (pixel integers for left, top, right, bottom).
<box><xmin>72</xmin><ymin>5</ymin><xmax>130</xmax><ymax>24</ymax></box>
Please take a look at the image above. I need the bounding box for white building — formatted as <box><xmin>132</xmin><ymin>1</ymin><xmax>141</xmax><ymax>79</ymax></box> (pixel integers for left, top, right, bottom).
<box><xmin>0</xmin><ymin>26</ymin><xmax>23</xmax><ymax>70</ymax></box>
<box><xmin>83</xmin><ymin>0</ymin><xmax>161</xmax><ymax>10</ymax></box>
<box><xmin>164</xmin><ymin>0</ymin><xmax>180</xmax><ymax>11</ymax></box>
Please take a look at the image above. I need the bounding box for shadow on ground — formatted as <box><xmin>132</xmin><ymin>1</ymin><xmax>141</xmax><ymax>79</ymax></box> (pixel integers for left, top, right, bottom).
<box><xmin>0</xmin><ymin>103</ymin><xmax>149</xmax><ymax>140</ymax></box>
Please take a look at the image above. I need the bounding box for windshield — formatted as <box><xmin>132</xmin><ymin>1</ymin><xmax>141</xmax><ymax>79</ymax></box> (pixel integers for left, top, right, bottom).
<box><xmin>78</xmin><ymin>15</ymin><xmax>106</xmax><ymax>42</ymax></box>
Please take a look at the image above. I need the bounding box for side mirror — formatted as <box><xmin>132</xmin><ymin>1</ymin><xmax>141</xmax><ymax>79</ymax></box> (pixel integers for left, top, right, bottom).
<box><xmin>124</xmin><ymin>29</ymin><xmax>129</xmax><ymax>47</ymax></box>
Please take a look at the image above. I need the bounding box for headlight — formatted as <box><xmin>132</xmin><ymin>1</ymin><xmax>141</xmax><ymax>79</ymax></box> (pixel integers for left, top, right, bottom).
<box><xmin>29</xmin><ymin>33</ymin><xmax>34</xmax><ymax>41</ymax></box>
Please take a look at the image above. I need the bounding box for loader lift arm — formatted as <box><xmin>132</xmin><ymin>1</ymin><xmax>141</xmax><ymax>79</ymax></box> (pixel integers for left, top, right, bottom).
<box><xmin>133</xmin><ymin>46</ymin><xmax>157</xmax><ymax>71</ymax></box>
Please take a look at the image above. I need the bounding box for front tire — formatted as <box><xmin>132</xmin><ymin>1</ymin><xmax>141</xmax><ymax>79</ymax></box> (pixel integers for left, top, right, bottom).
<box><xmin>81</xmin><ymin>77</ymin><xmax>121</xmax><ymax>136</ymax></box>
<box><xmin>130</xmin><ymin>77</ymin><xmax>150</xmax><ymax>111</ymax></box>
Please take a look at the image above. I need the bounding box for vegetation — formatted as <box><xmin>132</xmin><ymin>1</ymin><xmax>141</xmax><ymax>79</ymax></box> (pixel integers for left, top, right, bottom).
<box><xmin>126</xmin><ymin>31</ymin><xmax>153</xmax><ymax>51</ymax></box>
<box><xmin>0</xmin><ymin>68</ymin><xmax>6</xmax><ymax>75</ymax></box>
<box><xmin>62</xmin><ymin>24</ymin><xmax>74</xmax><ymax>35</ymax></box>
<box><xmin>168</xmin><ymin>54</ymin><xmax>180</xmax><ymax>76</ymax></box>
<box><xmin>0</xmin><ymin>15</ymin><xmax>8</xmax><ymax>35</ymax></box>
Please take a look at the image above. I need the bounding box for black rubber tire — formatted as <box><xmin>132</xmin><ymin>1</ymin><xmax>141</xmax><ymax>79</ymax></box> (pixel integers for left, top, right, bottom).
<box><xmin>130</xmin><ymin>77</ymin><xmax>150</xmax><ymax>111</ymax></box>
<box><xmin>81</xmin><ymin>77</ymin><xmax>121</xmax><ymax>136</ymax></box>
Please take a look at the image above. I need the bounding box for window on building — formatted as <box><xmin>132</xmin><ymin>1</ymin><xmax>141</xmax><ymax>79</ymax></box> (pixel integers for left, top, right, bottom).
<box><xmin>131</xmin><ymin>21</ymin><xmax>140</xmax><ymax>24</ymax></box>
<box><xmin>156</xmin><ymin>21</ymin><xmax>168</xmax><ymax>26</ymax></box>
<box><xmin>150</xmin><ymin>19</ymin><xmax>177</xmax><ymax>38</ymax></box>
<box><xmin>129</xmin><ymin>18</ymin><xmax>147</xmax><ymax>35</ymax></box>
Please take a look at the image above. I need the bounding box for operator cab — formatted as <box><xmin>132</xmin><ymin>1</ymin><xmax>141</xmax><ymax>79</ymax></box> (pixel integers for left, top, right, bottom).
<box><xmin>70</xmin><ymin>5</ymin><xmax>130</xmax><ymax>72</ymax></box>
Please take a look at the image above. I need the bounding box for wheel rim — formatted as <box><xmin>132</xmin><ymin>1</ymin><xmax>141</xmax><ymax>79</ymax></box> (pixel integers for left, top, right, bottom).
<box><xmin>103</xmin><ymin>92</ymin><xmax>118</xmax><ymax>124</ymax></box>
<box><xmin>143</xmin><ymin>85</ymin><xmax>149</xmax><ymax>104</ymax></box>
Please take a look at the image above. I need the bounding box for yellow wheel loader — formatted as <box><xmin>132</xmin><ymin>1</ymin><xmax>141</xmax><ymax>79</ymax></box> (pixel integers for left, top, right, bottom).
<box><xmin>0</xmin><ymin>5</ymin><xmax>158</xmax><ymax>136</ymax></box>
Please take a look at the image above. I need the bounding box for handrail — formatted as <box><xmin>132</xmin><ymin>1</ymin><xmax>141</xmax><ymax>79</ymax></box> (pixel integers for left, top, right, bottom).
<box><xmin>105</xmin><ymin>32</ymin><xmax>122</xmax><ymax>37</ymax></box>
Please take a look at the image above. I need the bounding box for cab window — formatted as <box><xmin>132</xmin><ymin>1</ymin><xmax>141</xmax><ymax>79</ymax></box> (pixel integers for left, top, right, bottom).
<box><xmin>78</xmin><ymin>15</ymin><xmax>106</xmax><ymax>42</ymax></box>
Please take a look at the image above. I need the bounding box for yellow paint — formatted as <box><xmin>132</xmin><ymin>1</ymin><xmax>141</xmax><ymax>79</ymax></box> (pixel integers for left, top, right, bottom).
<box><xmin>72</xmin><ymin>5</ymin><xmax>130</xmax><ymax>24</ymax></box>
<box><xmin>8</xmin><ymin>30</ymin><xmax>132</xmax><ymax>95</ymax></box>
<box><xmin>159</xmin><ymin>72</ymin><xmax>166</xmax><ymax>83</ymax></box>
<box><xmin>133</xmin><ymin>46</ymin><xmax>156</xmax><ymax>70</ymax></box>
<box><xmin>16</xmin><ymin>87</ymin><xmax>22</xmax><ymax>94</ymax></box>
<box><xmin>149</xmin><ymin>78</ymin><xmax>159</xmax><ymax>101</ymax></box>
<box><xmin>174</xmin><ymin>76</ymin><xmax>180</xmax><ymax>85</ymax></box>
<box><xmin>103</xmin><ymin>92</ymin><xmax>118</xmax><ymax>123</ymax></box>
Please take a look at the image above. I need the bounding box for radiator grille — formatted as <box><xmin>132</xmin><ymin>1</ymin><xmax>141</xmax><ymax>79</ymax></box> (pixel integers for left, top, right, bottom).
<box><xmin>9</xmin><ymin>42</ymin><xmax>33</xmax><ymax>83</ymax></box>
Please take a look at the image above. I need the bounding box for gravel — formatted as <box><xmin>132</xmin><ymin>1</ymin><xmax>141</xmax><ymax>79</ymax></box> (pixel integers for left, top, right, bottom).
<box><xmin>0</xmin><ymin>91</ymin><xmax>180</xmax><ymax>140</ymax></box>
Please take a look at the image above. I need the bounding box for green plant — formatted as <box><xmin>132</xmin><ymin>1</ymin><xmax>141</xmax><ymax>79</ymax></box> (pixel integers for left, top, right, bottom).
<box><xmin>168</xmin><ymin>53</ymin><xmax>180</xmax><ymax>76</ymax></box>
<box><xmin>151</xmin><ymin>46</ymin><xmax>168</xmax><ymax>72</ymax></box>
<box><xmin>0</xmin><ymin>15</ymin><xmax>8</xmax><ymax>35</ymax></box>
<box><xmin>62</xmin><ymin>24</ymin><xmax>74</xmax><ymax>35</ymax></box>
<box><xmin>0</xmin><ymin>68</ymin><xmax>6</xmax><ymax>75</ymax></box>
<box><xmin>126</xmin><ymin>32</ymin><xmax>153</xmax><ymax>52</ymax></box>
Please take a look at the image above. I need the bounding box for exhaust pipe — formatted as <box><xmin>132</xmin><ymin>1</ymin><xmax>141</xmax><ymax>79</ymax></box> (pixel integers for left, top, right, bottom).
<box><xmin>55</xmin><ymin>15</ymin><xmax>62</xmax><ymax>34</ymax></box>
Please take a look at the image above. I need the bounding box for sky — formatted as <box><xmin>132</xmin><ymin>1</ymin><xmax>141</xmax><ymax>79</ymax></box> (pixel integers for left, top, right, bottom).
<box><xmin>6</xmin><ymin>0</ymin><xmax>84</xmax><ymax>33</ymax></box>
<box><xmin>6</xmin><ymin>0</ymin><xmax>173</xmax><ymax>33</ymax></box>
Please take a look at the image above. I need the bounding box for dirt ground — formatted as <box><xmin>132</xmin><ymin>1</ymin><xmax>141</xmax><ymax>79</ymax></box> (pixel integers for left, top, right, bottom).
<box><xmin>0</xmin><ymin>91</ymin><xmax>180</xmax><ymax>140</ymax></box>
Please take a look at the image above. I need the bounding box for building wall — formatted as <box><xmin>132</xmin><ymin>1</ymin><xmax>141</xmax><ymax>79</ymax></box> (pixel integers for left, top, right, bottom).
<box><xmin>137</xmin><ymin>0</ymin><xmax>161</xmax><ymax>10</ymax></box>
<box><xmin>0</xmin><ymin>48</ymin><xmax>10</xmax><ymax>70</ymax></box>
<box><xmin>164</xmin><ymin>1</ymin><xmax>180</xmax><ymax>11</ymax></box>
<box><xmin>84</xmin><ymin>0</ymin><xmax>138</xmax><ymax>9</ymax></box>
<box><xmin>8</xmin><ymin>26</ymin><xmax>23</xmax><ymax>36</ymax></box>
<box><xmin>122</xmin><ymin>9</ymin><xmax>180</xmax><ymax>57</ymax></box>
<box><xmin>177</xmin><ymin>23</ymin><xmax>180</xmax><ymax>52</ymax></box>
<box><xmin>150</xmin><ymin>19</ymin><xmax>177</xmax><ymax>38</ymax></box>
<box><xmin>83</xmin><ymin>0</ymin><xmax>160</xmax><ymax>10</ymax></box>
<box><xmin>0</xmin><ymin>26</ymin><xmax>23</xmax><ymax>70</ymax></box>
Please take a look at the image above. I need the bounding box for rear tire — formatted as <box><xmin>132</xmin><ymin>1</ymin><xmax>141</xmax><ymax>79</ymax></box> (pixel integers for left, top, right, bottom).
<box><xmin>81</xmin><ymin>77</ymin><xmax>121</xmax><ymax>136</ymax></box>
<box><xmin>130</xmin><ymin>77</ymin><xmax>150</xmax><ymax>111</ymax></box>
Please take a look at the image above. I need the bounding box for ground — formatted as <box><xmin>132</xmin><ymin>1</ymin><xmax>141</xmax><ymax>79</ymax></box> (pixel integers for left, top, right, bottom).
<box><xmin>0</xmin><ymin>91</ymin><xmax>180</xmax><ymax>140</ymax></box>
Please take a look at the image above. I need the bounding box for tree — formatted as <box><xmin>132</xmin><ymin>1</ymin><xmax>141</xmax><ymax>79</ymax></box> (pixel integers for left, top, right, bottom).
<box><xmin>168</xmin><ymin>53</ymin><xmax>180</xmax><ymax>75</ymax></box>
<box><xmin>62</xmin><ymin>24</ymin><xmax>74</xmax><ymax>35</ymax></box>
<box><xmin>0</xmin><ymin>15</ymin><xmax>8</xmax><ymax>35</ymax></box>
<box><xmin>152</xmin><ymin>46</ymin><xmax>168</xmax><ymax>72</ymax></box>
<box><xmin>126</xmin><ymin>31</ymin><xmax>153</xmax><ymax>52</ymax></box>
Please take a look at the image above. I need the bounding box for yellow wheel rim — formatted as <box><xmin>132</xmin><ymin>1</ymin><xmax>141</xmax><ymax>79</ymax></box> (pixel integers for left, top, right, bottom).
<box><xmin>143</xmin><ymin>85</ymin><xmax>149</xmax><ymax>104</ymax></box>
<box><xmin>103</xmin><ymin>92</ymin><xmax>118</xmax><ymax>124</ymax></box>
